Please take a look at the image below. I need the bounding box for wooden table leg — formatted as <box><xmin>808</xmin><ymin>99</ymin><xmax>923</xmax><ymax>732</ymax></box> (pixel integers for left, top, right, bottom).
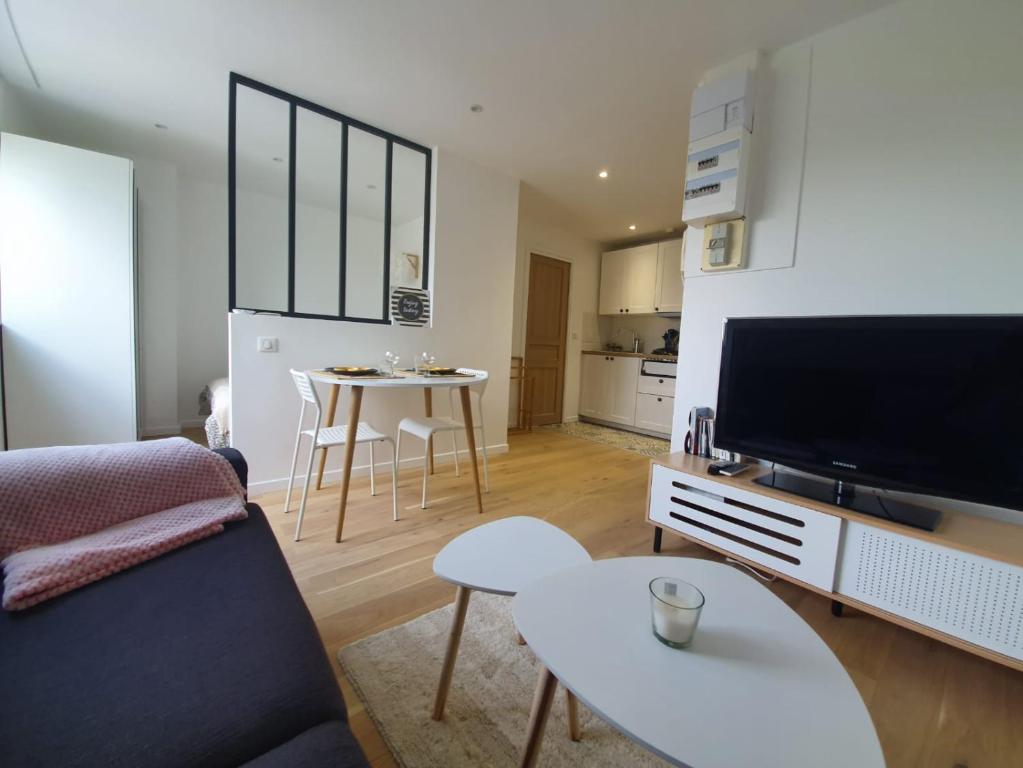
<box><xmin>458</xmin><ymin>385</ymin><xmax>484</xmax><ymax>515</ymax></box>
<box><xmin>519</xmin><ymin>665</ymin><xmax>557</xmax><ymax>768</ymax></box>
<box><xmin>432</xmin><ymin>585</ymin><xmax>471</xmax><ymax>721</ymax></box>
<box><xmin>334</xmin><ymin>385</ymin><xmax>363</xmax><ymax>543</ymax></box>
<box><xmin>423</xmin><ymin>389</ymin><xmax>434</xmax><ymax>475</ymax></box>
<box><xmin>566</xmin><ymin>689</ymin><xmax>581</xmax><ymax>742</ymax></box>
<box><xmin>316</xmin><ymin>383</ymin><xmax>340</xmax><ymax>490</ymax></box>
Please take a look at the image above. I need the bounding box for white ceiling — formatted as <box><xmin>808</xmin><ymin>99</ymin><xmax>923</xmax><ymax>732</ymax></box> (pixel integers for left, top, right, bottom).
<box><xmin>1</xmin><ymin>0</ymin><xmax>891</xmax><ymax>242</ymax></box>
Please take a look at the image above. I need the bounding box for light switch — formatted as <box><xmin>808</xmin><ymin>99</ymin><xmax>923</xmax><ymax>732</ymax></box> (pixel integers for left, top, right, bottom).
<box><xmin>257</xmin><ymin>336</ymin><xmax>279</xmax><ymax>353</ymax></box>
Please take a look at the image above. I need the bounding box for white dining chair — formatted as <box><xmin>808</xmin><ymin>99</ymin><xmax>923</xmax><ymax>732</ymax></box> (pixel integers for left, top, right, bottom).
<box><xmin>396</xmin><ymin>368</ymin><xmax>490</xmax><ymax>509</ymax></box>
<box><xmin>285</xmin><ymin>369</ymin><xmax>398</xmax><ymax>541</ymax></box>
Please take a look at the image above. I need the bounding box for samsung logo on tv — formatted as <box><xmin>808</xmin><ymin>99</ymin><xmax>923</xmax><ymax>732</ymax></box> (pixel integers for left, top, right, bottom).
<box><xmin>832</xmin><ymin>460</ymin><xmax>858</xmax><ymax>470</ymax></box>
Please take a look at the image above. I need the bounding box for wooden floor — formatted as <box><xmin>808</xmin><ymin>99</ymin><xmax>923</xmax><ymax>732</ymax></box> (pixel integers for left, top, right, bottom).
<box><xmin>254</xmin><ymin>430</ymin><xmax>1023</xmax><ymax>768</ymax></box>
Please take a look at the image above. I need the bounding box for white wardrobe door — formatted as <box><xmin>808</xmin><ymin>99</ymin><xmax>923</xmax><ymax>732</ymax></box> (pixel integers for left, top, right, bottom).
<box><xmin>0</xmin><ymin>134</ymin><xmax>137</xmax><ymax>448</ymax></box>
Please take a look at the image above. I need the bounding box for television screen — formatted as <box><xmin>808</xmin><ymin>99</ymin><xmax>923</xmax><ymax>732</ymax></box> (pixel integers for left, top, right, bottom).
<box><xmin>714</xmin><ymin>315</ymin><xmax>1023</xmax><ymax>512</ymax></box>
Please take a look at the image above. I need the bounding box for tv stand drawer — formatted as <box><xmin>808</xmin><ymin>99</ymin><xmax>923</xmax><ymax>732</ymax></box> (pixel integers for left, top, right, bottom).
<box><xmin>649</xmin><ymin>464</ymin><xmax>842</xmax><ymax>591</ymax></box>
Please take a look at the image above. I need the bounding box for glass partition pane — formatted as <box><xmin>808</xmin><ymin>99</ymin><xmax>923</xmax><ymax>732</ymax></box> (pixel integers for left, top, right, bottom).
<box><xmin>234</xmin><ymin>85</ymin><xmax>289</xmax><ymax>311</ymax></box>
<box><xmin>294</xmin><ymin>108</ymin><xmax>342</xmax><ymax>316</ymax></box>
<box><xmin>390</xmin><ymin>145</ymin><xmax>427</xmax><ymax>289</ymax></box>
<box><xmin>345</xmin><ymin>127</ymin><xmax>387</xmax><ymax>319</ymax></box>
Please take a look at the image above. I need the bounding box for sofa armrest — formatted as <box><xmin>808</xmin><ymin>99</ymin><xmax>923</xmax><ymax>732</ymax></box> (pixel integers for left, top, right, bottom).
<box><xmin>213</xmin><ymin>447</ymin><xmax>248</xmax><ymax>493</ymax></box>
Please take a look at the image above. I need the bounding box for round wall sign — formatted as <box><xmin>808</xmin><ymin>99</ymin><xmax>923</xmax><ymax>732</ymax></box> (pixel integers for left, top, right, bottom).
<box><xmin>390</xmin><ymin>287</ymin><xmax>431</xmax><ymax>327</ymax></box>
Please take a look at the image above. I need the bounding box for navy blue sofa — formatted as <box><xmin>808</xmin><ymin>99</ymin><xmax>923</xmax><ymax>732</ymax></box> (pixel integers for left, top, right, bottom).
<box><xmin>0</xmin><ymin>449</ymin><xmax>368</xmax><ymax>768</ymax></box>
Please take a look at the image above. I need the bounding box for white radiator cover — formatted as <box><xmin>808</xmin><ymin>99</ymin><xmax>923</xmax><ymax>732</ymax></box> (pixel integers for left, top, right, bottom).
<box><xmin>836</xmin><ymin>521</ymin><xmax>1023</xmax><ymax>661</ymax></box>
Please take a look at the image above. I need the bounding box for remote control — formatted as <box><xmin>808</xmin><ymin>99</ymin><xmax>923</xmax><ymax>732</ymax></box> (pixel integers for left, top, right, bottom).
<box><xmin>708</xmin><ymin>461</ymin><xmax>751</xmax><ymax>477</ymax></box>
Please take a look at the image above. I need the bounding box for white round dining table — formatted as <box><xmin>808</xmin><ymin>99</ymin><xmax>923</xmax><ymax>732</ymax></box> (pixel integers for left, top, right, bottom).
<box><xmin>306</xmin><ymin>369</ymin><xmax>488</xmax><ymax>542</ymax></box>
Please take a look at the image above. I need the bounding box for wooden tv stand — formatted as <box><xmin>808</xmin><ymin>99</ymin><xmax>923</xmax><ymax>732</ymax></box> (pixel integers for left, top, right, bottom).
<box><xmin>646</xmin><ymin>452</ymin><xmax>1023</xmax><ymax>671</ymax></box>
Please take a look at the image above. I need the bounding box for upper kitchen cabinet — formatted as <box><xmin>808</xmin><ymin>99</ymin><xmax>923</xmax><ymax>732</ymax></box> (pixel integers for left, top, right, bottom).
<box><xmin>599</xmin><ymin>243</ymin><xmax>658</xmax><ymax>315</ymax></box>
<box><xmin>598</xmin><ymin>238</ymin><xmax>683</xmax><ymax>316</ymax></box>
<box><xmin>654</xmin><ymin>238</ymin><xmax>683</xmax><ymax>314</ymax></box>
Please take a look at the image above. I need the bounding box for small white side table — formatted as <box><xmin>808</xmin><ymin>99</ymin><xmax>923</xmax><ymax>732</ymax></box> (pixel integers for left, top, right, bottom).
<box><xmin>431</xmin><ymin>516</ymin><xmax>592</xmax><ymax>734</ymax></box>
<box><xmin>512</xmin><ymin>557</ymin><xmax>884</xmax><ymax>768</ymax></box>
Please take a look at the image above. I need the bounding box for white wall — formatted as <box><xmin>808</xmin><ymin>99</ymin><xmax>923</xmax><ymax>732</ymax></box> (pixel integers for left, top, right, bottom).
<box><xmin>673</xmin><ymin>0</ymin><xmax>1023</xmax><ymax>522</ymax></box>
<box><xmin>134</xmin><ymin>157</ymin><xmax>181</xmax><ymax>435</ymax></box>
<box><xmin>390</xmin><ymin>215</ymin><xmax>425</xmax><ymax>288</ymax></box>
<box><xmin>604</xmin><ymin>314</ymin><xmax>680</xmax><ymax>355</ymax></box>
<box><xmin>512</xmin><ymin>186</ymin><xmax>603</xmax><ymax>423</ymax></box>
<box><xmin>230</xmin><ymin>148</ymin><xmax>519</xmax><ymax>490</ymax></box>
<box><xmin>345</xmin><ymin>214</ymin><xmax>386</xmax><ymax>319</ymax></box>
<box><xmin>0</xmin><ymin>78</ymin><xmax>35</xmax><ymax>135</ymax></box>
<box><xmin>177</xmin><ymin>176</ymin><xmax>229</xmax><ymax>426</ymax></box>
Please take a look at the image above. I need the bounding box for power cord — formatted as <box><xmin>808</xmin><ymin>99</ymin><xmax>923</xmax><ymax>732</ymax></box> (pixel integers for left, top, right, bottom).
<box><xmin>725</xmin><ymin>557</ymin><xmax>777</xmax><ymax>582</ymax></box>
<box><xmin>875</xmin><ymin>493</ymin><xmax>897</xmax><ymax>522</ymax></box>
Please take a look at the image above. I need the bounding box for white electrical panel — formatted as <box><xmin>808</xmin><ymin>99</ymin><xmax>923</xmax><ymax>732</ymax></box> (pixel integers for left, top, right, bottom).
<box><xmin>682</xmin><ymin>68</ymin><xmax>756</xmax><ymax>227</ymax></box>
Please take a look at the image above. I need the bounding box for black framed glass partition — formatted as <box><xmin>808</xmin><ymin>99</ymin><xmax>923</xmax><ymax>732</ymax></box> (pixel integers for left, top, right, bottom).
<box><xmin>229</xmin><ymin>73</ymin><xmax>431</xmax><ymax>323</ymax></box>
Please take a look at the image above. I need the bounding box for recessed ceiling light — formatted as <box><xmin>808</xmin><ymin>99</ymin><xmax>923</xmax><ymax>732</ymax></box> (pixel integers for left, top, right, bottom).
<box><xmin>154</xmin><ymin>123</ymin><xmax>168</xmax><ymax>130</ymax></box>
<box><xmin>470</xmin><ymin>104</ymin><xmax>483</xmax><ymax>113</ymax></box>
<box><xmin>598</xmin><ymin>169</ymin><xmax>609</xmax><ymax>179</ymax></box>
<box><xmin>272</xmin><ymin>156</ymin><xmax>284</xmax><ymax>163</ymax></box>
<box><xmin>628</xmin><ymin>224</ymin><xmax>637</xmax><ymax>231</ymax></box>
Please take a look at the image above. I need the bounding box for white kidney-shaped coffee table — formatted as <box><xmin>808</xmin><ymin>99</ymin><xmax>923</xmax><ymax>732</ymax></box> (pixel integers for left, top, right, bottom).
<box><xmin>431</xmin><ymin>516</ymin><xmax>592</xmax><ymax>736</ymax></box>
<box><xmin>512</xmin><ymin>556</ymin><xmax>884</xmax><ymax>768</ymax></box>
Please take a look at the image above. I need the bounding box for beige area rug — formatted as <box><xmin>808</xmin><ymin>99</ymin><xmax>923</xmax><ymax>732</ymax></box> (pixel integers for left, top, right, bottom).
<box><xmin>541</xmin><ymin>421</ymin><xmax>671</xmax><ymax>458</ymax></box>
<box><xmin>339</xmin><ymin>592</ymin><xmax>668</xmax><ymax>767</ymax></box>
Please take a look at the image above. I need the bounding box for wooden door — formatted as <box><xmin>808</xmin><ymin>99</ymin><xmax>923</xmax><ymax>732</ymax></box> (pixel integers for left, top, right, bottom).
<box><xmin>525</xmin><ymin>254</ymin><xmax>571</xmax><ymax>425</ymax></box>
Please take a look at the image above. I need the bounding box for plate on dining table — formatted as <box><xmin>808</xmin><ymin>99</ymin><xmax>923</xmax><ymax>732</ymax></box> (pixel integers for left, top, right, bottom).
<box><xmin>421</xmin><ymin>366</ymin><xmax>459</xmax><ymax>376</ymax></box>
<box><xmin>326</xmin><ymin>366</ymin><xmax>379</xmax><ymax>376</ymax></box>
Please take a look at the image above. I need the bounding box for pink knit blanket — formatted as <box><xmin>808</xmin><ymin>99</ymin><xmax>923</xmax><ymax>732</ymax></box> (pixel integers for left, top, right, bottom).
<box><xmin>0</xmin><ymin>437</ymin><xmax>247</xmax><ymax>610</ymax></box>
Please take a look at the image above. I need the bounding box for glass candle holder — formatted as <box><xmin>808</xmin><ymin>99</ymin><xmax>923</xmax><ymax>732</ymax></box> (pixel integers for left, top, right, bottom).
<box><xmin>649</xmin><ymin>577</ymin><xmax>704</xmax><ymax>649</ymax></box>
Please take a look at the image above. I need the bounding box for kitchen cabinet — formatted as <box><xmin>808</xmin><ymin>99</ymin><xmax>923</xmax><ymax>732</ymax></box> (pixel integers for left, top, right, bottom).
<box><xmin>606</xmin><ymin>355</ymin><xmax>641</xmax><ymax>424</ymax></box>
<box><xmin>580</xmin><ymin>353</ymin><xmax>675</xmax><ymax>437</ymax></box>
<box><xmin>653</xmin><ymin>238</ymin><xmax>683</xmax><ymax>313</ymax></box>
<box><xmin>578</xmin><ymin>354</ymin><xmax>639</xmax><ymax>425</ymax></box>
<box><xmin>599</xmin><ymin>238</ymin><xmax>682</xmax><ymax>316</ymax></box>
<box><xmin>635</xmin><ymin>393</ymin><xmax>674</xmax><ymax>433</ymax></box>
<box><xmin>599</xmin><ymin>244</ymin><xmax>658</xmax><ymax>315</ymax></box>
<box><xmin>579</xmin><ymin>352</ymin><xmax>607</xmax><ymax>418</ymax></box>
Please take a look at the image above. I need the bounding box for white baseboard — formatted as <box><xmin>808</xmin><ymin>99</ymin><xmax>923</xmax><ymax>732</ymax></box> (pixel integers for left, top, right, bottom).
<box><xmin>248</xmin><ymin>443</ymin><xmax>510</xmax><ymax>495</ymax></box>
<box><xmin>578</xmin><ymin>416</ymin><xmax>670</xmax><ymax>440</ymax></box>
<box><xmin>141</xmin><ymin>425</ymin><xmax>182</xmax><ymax>438</ymax></box>
<box><xmin>562</xmin><ymin>416</ymin><xmax>579</xmax><ymax>424</ymax></box>
<box><xmin>179</xmin><ymin>418</ymin><xmax>208</xmax><ymax>429</ymax></box>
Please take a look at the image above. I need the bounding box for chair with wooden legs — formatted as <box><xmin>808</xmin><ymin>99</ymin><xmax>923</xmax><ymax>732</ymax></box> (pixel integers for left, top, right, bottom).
<box><xmin>285</xmin><ymin>369</ymin><xmax>397</xmax><ymax>541</ymax></box>
<box><xmin>396</xmin><ymin>367</ymin><xmax>490</xmax><ymax>509</ymax></box>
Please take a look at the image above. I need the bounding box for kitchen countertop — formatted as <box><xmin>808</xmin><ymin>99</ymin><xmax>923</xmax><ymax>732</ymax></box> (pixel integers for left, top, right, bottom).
<box><xmin>582</xmin><ymin>350</ymin><xmax>677</xmax><ymax>362</ymax></box>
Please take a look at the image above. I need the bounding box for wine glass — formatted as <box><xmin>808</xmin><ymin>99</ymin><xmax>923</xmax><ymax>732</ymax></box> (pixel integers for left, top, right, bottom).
<box><xmin>384</xmin><ymin>350</ymin><xmax>400</xmax><ymax>375</ymax></box>
<box><xmin>418</xmin><ymin>351</ymin><xmax>435</xmax><ymax>374</ymax></box>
